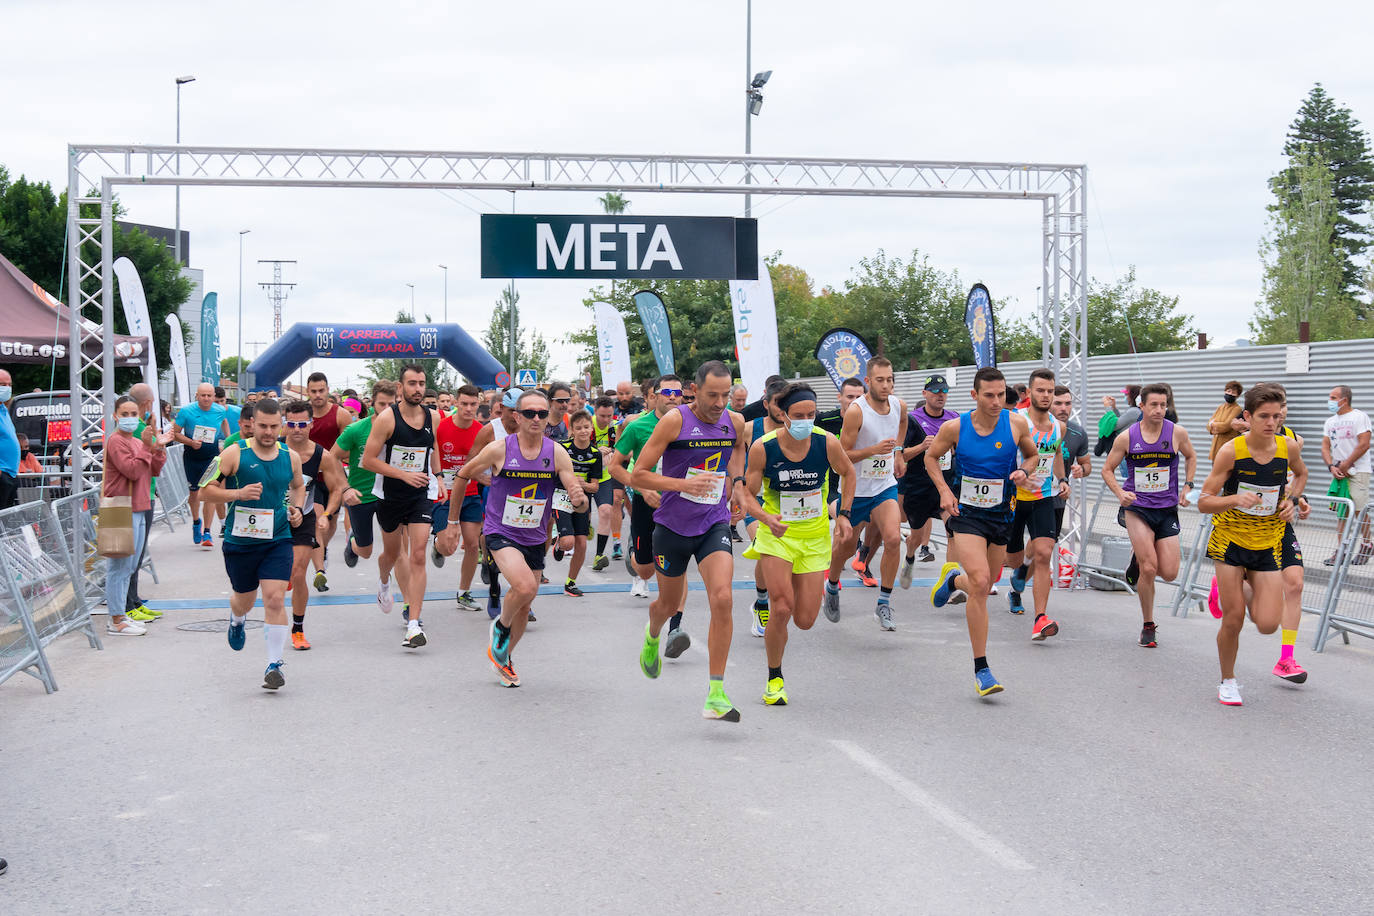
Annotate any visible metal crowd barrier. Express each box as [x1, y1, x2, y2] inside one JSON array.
[[154, 443, 191, 532], [1167, 498, 1360, 635], [1314, 503, 1374, 651], [0, 498, 104, 693], [52, 489, 106, 610]]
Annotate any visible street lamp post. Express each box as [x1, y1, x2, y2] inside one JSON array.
[[405, 282, 415, 320], [438, 265, 448, 323], [174, 75, 195, 266], [237, 229, 250, 398], [743, 5, 770, 218]]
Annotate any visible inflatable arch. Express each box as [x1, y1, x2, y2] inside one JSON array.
[[246, 322, 507, 391]]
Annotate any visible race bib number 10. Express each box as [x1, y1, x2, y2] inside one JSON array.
[[959, 476, 1004, 509]]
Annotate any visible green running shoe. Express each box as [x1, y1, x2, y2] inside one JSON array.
[[762, 677, 788, 706], [639, 624, 661, 679], [702, 687, 741, 722]]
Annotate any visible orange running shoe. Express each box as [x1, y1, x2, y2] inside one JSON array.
[[487, 646, 520, 687], [1031, 615, 1059, 641], [291, 631, 311, 651], [856, 564, 878, 588]]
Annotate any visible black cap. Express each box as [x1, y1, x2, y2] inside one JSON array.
[[924, 375, 949, 392]]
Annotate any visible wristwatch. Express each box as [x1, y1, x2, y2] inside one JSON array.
[[1184, 481, 1196, 489], [837, 508, 852, 520]]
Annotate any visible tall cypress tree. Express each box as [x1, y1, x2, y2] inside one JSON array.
[[1280, 84, 1374, 302]]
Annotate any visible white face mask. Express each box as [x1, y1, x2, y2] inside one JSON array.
[[1328, 399, 1341, 413], [0, 385, 11, 402], [788, 418, 815, 440], [117, 416, 141, 433]]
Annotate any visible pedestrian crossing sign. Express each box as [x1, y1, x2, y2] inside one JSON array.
[[516, 369, 538, 387]]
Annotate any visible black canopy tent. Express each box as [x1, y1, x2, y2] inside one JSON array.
[[0, 251, 148, 366]]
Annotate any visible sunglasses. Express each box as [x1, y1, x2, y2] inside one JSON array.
[[658, 388, 683, 397], [284, 420, 310, 429], [519, 408, 550, 420], [552, 397, 571, 404]]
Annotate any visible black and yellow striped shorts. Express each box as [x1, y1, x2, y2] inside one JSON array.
[[1207, 528, 1281, 572]]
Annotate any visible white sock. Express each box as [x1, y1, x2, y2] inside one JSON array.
[[231, 612, 247, 626], [264, 623, 289, 664], [1222, 677, 1238, 686], [407, 617, 421, 631]]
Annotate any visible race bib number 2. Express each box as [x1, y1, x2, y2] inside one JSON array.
[[1237, 483, 1280, 516]]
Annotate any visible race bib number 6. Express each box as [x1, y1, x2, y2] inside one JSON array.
[[232, 507, 274, 539]]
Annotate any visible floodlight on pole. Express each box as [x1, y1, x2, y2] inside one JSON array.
[[742, 1, 771, 218], [174, 75, 196, 266], [751, 70, 772, 88], [405, 282, 415, 319]]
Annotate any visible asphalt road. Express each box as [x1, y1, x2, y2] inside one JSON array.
[[5, 521, 1374, 915]]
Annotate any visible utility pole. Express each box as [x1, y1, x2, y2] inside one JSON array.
[[258, 260, 297, 341], [509, 192, 517, 381]]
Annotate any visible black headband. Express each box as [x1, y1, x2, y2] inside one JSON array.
[[778, 388, 818, 412]]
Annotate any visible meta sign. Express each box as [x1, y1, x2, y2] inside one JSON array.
[[481, 214, 758, 280], [312, 325, 441, 358]]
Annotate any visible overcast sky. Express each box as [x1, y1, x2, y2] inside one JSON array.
[[5, 0, 1373, 389]]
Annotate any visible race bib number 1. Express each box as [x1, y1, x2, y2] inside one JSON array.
[[231, 507, 274, 539], [502, 495, 546, 528], [778, 488, 823, 522], [959, 476, 1004, 509]]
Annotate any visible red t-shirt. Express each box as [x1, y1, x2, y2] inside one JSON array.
[[436, 413, 481, 500]]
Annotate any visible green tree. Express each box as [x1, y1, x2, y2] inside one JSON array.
[[597, 192, 629, 215], [1001, 267, 1196, 359], [221, 355, 250, 379], [0, 166, 191, 393], [483, 288, 551, 383], [1280, 84, 1374, 303], [1252, 147, 1355, 343], [360, 310, 460, 389]]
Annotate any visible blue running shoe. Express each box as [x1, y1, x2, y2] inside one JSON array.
[[227, 617, 246, 651], [489, 618, 511, 666], [262, 662, 285, 690], [487, 592, 502, 619], [931, 562, 963, 608], [1010, 565, 1028, 593], [192, 519, 203, 546], [975, 667, 1004, 697], [1008, 590, 1025, 615]]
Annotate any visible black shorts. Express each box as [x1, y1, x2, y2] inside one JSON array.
[[555, 508, 591, 538], [222, 539, 292, 593], [313, 480, 330, 511], [377, 495, 433, 533], [347, 501, 379, 548], [902, 487, 944, 529], [653, 521, 733, 577], [1118, 505, 1181, 542], [1008, 499, 1058, 553], [947, 511, 1012, 547], [184, 452, 214, 492], [1055, 506, 1065, 536], [1281, 523, 1303, 570], [486, 532, 546, 571], [594, 480, 620, 508], [1207, 532, 1282, 572], [631, 494, 657, 565], [292, 511, 319, 549]]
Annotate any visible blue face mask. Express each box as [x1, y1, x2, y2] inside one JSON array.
[[0, 385, 11, 402], [1328, 399, 1341, 413], [117, 416, 141, 433], [788, 418, 814, 440]]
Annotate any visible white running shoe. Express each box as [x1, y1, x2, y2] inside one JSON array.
[[1218, 680, 1243, 706], [106, 619, 147, 636], [631, 578, 649, 598], [377, 580, 395, 614], [899, 558, 914, 590]]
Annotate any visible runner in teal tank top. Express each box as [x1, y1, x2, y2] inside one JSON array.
[[199, 399, 307, 692]]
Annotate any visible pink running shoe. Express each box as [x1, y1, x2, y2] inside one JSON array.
[[1207, 577, 1222, 618], [1273, 657, 1309, 684]]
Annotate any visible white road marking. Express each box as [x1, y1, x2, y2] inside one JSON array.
[[831, 739, 1034, 872]]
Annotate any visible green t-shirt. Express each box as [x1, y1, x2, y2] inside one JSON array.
[[615, 410, 661, 466], [223, 431, 245, 448], [134, 419, 157, 499], [334, 415, 378, 503]]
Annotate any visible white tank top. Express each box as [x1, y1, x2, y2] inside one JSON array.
[[855, 394, 901, 497]]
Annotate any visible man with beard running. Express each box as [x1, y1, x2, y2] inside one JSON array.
[[433, 385, 486, 610], [461, 389, 588, 686], [927, 368, 1044, 698], [632, 361, 748, 722], [822, 358, 908, 630], [199, 399, 306, 690], [361, 365, 447, 649], [282, 399, 352, 650]]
